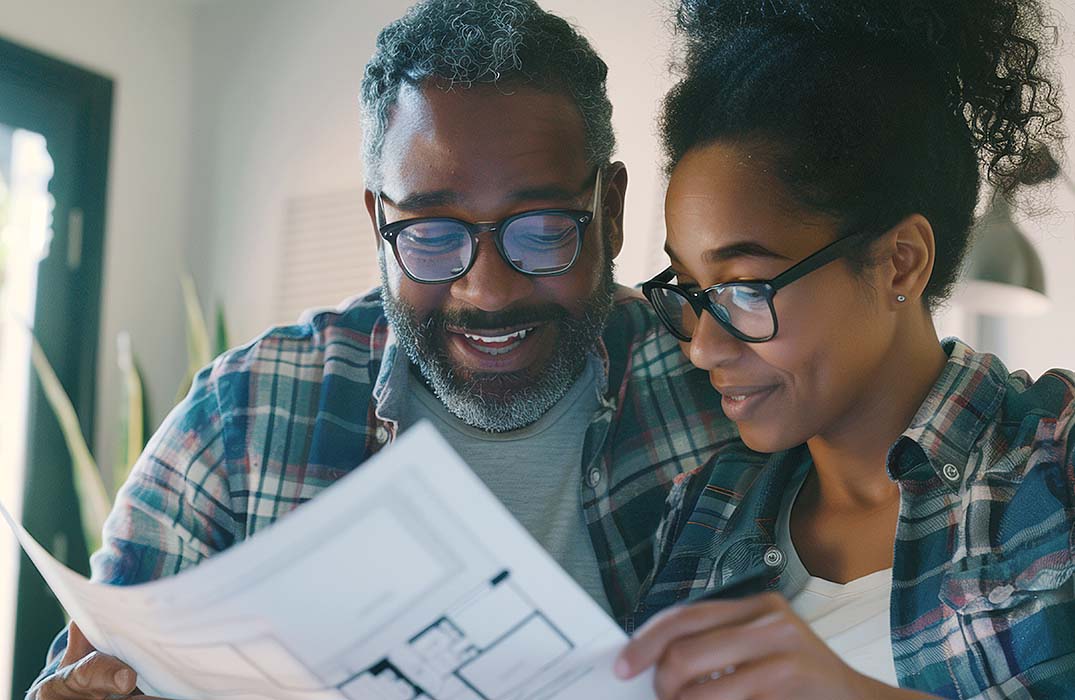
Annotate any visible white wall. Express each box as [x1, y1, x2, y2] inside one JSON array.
[[188, 0, 387, 343]]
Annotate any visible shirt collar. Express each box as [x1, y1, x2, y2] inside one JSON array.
[[886, 338, 1010, 489]]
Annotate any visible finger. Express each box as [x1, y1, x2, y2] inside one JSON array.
[[60, 623, 96, 666], [35, 651, 138, 700], [675, 656, 793, 700], [653, 612, 794, 700], [616, 592, 783, 679]]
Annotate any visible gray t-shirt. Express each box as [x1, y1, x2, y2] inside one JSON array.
[[398, 362, 612, 615]]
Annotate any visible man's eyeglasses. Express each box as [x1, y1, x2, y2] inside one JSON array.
[[642, 232, 867, 343], [375, 169, 602, 284]]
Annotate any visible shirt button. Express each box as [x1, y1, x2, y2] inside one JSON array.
[[942, 463, 961, 482], [988, 584, 1014, 605], [586, 469, 603, 488], [763, 546, 785, 568], [375, 426, 389, 444]]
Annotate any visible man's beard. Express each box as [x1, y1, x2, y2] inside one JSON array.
[[380, 254, 616, 433]]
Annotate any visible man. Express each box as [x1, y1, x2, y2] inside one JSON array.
[[27, 0, 737, 697]]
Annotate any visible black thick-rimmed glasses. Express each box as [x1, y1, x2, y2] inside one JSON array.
[[642, 232, 867, 343], [375, 169, 603, 284]]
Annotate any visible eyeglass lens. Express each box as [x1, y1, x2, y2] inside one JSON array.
[[395, 220, 473, 282], [395, 212, 582, 282], [650, 285, 774, 341]]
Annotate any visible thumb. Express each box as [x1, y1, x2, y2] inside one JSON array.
[[60, 622, 95, 666]]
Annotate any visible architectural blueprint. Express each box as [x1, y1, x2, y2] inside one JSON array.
[[1, 422, 654, 700]]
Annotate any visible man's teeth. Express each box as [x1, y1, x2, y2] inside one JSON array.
[[462, 328, 533, 344], [460, 327, 536, 355]]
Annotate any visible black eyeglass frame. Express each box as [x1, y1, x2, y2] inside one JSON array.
[[375, 169, 603, 285], [642, 232, 869, 343]]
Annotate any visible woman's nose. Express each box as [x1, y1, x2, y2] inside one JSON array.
[[688, 308, 743, 371]]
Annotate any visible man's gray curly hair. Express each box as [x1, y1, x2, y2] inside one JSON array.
[[360, 0, 616, 190]]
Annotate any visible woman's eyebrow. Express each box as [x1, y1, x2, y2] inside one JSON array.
[[700, 241, 793, 264], [664, 241, 793, 266]]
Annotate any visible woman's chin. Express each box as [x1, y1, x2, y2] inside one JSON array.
[[738, 422, 803, 454]]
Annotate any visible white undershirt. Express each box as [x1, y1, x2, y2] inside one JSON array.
[[775, 477, 899, 687]]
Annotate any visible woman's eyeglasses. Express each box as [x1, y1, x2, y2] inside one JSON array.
[[642, 232, 868, 343], [375, 169, 602, 284]]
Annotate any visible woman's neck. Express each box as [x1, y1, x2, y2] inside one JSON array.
[[804, 319, 948, 511]]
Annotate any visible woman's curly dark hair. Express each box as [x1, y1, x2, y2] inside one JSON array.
[[663, 0, 1064, 308]]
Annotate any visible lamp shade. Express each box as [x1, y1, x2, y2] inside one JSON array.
[[958, 197, 1050, 316]]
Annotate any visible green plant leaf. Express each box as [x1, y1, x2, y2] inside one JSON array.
[[180, 273, 211, 377], [29, 334, 109, 554], [214, 304, 229, 358], [174, 368, 195, 406], [115, 331, 146, 489]]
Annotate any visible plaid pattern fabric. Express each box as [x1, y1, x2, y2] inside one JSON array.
[[33, 286, 739, 687], [635, 339, 1075, 698]]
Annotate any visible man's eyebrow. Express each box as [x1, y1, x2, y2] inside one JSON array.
[[664, 241, 793, 265], [384, 190, 459, 212], [508, 184, 584, 202], [385, 179, 589, 214]]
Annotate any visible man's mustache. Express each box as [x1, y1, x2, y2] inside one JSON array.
[[432, 304, 568, 331]]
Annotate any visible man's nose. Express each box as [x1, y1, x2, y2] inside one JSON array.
[[450, 234, 534, 311], [688, 309, 743, 371]]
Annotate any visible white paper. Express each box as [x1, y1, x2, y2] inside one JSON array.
[[2, 421, 654, 700]]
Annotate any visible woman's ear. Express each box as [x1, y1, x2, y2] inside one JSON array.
[[883, 213, 935, 307]]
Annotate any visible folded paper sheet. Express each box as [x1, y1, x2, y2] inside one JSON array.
[[2, 422, 654, 700]]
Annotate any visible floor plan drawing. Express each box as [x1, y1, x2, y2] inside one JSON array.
[[2, 423, 654, 700], [341, 570, 576, 700]]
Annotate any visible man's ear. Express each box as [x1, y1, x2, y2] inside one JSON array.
[[364, 188, 382, 250], [602, 161, 628, 259]]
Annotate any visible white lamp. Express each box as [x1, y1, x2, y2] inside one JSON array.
[[958, 195, 1050, 317]]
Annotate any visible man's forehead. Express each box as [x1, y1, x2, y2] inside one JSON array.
[[378, 82, 591, 204]]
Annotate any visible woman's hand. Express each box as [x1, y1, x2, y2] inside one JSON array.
[[615, 592, 936, 700]]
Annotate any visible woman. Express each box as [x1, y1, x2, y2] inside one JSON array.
[[614, 1, 1075, 698]]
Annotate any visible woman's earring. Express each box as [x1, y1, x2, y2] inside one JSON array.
[[897, 295, 907, 303]]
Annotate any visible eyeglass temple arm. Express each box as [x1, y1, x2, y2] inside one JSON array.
[[652, 266, 675, 284], [591, 166, 604, 217], [374, 192, 387, 231], [767, 232, 867, 291]]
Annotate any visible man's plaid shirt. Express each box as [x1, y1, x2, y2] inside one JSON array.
[[636, 340, 1075, 699], [34, 286, 739, 686]]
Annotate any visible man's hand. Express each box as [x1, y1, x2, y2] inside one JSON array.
[[615, 592, 939, 700], [26, 622, 165, 699]]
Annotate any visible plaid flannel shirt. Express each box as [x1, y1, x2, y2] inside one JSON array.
[[636, 339, 1075, 699], [33, 286, 739, 689]]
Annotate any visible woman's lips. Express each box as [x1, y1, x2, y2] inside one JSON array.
[[715, 385, 779, 421]]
